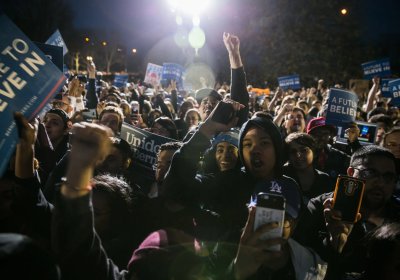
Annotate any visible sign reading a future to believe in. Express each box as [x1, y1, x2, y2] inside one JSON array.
[[388, 79, 400, 106], [277, 74, 301, 90], [325, 88, 358, 127], [0, 14, 66, 175], [361, 58, 391, 79]]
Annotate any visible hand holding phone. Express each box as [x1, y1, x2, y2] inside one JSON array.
[[253, 192, 285, 251]]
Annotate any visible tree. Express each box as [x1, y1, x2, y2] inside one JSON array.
[[236, 0, 366, 87]]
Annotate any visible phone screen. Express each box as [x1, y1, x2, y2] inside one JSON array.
[[253, 193, 286, 251]]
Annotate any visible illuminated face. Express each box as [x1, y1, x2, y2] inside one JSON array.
[[242, 127, 276, 180], [185, 111, 200, 127], [52, 96, 71, 113], [384, 131, 400, 159], [375, 122, 388, 144], [215, 142, 238, 172], [156, 149, 176, 183], [285, 110, 306, 134], [100, 112, 120, 134], [44, 113, 66, 144], [205, 96, 219, 117], [288, 142, 314, 170], [351, 155, 396, 211]]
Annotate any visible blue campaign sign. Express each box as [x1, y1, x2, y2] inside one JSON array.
[[35, 42, 63, 71], [120, 123, 177, 180], [0, 14, 67, 175], [63, 64, 70, 79], [277, 74, 301, 90], [325, 88, 358, 127], [381, 78, 392, 98], [361, 58, 391, 79], [45, 29, 68, 56], [388, 79, 400, 106], [113, 74, 129, 88], [161, 63, 184, 90]]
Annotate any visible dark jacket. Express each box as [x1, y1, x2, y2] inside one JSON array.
[[295, 192, 400, 280], [313, 144, 350, 179], [283, 164, 335, 205]]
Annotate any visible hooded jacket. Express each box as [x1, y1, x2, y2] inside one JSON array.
[[163, 116, 299, 242]]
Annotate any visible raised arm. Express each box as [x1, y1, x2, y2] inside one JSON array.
[[52, 123, 128, 279], [224, 32, 248, 126], [365, 77, 380, 113], [86, 60, 99, 110]]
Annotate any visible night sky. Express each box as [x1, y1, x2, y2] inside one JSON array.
[[68, 0, 400, 40]]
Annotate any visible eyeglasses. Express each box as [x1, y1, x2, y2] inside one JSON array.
[[353, 168, 397, 184], [385, 142, 400, 149], [52, 101, 68, 108]]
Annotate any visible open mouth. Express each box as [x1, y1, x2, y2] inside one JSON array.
[[251, 158, 263, 169]]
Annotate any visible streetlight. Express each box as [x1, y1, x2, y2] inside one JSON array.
[[102, 41, 107, 46], [341, 8, 348, 15], [85, 37, 90, 42], [132, 48, 137, 54]]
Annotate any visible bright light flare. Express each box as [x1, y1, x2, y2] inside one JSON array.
[[192, 15, 200, 26], [176, 15, 183, 25], [189, 27, 205, 49], [168, 0, 210, 15], [341, 8, 348, 15]]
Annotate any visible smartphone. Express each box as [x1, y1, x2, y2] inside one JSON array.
[[210, 101, 236, 125], [332, 175, 365, 223], [253, 192, 286, 251]]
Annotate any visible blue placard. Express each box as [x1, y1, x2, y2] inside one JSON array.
[[277, 74, 301, 90], [63, 64, 70, 79], [161, 63, 184, 90], [325, 88, 358, 127], [113, 74, 128, 88], [45, 29, 68, 56], [361, 58, 391, 79], [381, 78, 392, 98], [388, 79, 400, 106], [35, 42, 63, 71], [0, 14, 67, 175], [120, 123, 177, 180]]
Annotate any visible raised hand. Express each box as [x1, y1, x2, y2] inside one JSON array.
[[223, 32, 240, 54], [14, 112, 38, 145], [61, 123, 113, 198], [223, 32, 243, 69], [87, 60, 96, 79], [200, 99, 244, 138]]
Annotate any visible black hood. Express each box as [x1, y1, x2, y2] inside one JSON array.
[[239, 116, 284, 178]]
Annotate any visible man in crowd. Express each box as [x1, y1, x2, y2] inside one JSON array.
[[296, 145, 400, 279]]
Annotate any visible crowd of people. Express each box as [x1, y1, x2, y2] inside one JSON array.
[[0, 32, 400, 280]]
